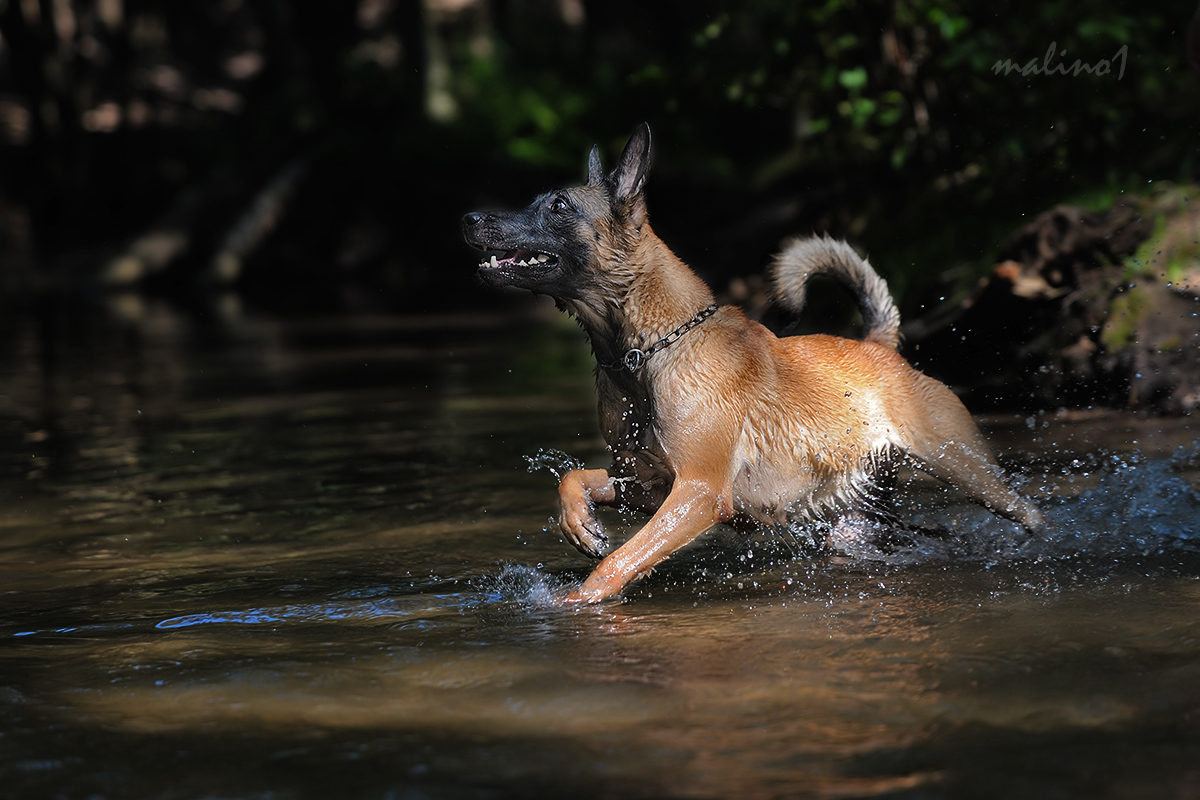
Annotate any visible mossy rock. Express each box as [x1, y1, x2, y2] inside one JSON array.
[[904, 183, 1200, 413]]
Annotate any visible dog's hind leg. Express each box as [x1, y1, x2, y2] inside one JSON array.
[[564, 478, 731, 604], [908, 438, 1042, 531], [900, 378, 1043, 531]]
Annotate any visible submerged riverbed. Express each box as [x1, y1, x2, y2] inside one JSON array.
[[1, 296, 1198, 799]]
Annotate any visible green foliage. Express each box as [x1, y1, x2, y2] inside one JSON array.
[[2, 0, 1190, 299], [433, 0, 1194, 300], [442, 0, 1190, 191], [452, 34, 600, 167]]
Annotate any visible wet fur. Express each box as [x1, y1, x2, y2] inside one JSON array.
[[463, 123, 1042, 603]]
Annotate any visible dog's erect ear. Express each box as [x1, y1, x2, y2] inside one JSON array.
[[586, 144, 604, 185], [610, 123, 652, 205]]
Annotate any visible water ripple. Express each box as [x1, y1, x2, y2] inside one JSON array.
[[156, 594, 475, 630]]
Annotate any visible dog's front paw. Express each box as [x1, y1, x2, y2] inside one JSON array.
[[560, 565, 626, 604], [558, 502, 608, 559], [561, 586, 603, 605]]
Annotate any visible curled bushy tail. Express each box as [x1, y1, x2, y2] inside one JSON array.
[[770, 235, 902, 350]]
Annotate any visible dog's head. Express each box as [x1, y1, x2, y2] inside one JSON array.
[[462, 123, 653, 300]]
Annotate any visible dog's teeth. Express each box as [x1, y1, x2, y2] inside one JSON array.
[[536, 254, 549, 263], [518, 259, 528, 266], [489, 255, 499, 268]]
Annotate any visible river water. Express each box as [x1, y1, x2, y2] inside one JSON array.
[[1, 295, 1198, 799]]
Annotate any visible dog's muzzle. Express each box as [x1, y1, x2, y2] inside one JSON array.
[[462, 212, 559, 277]]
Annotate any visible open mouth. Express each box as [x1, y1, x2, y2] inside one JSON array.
[[477, 248, 558, 271]]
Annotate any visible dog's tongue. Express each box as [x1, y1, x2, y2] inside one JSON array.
[[503, 248, 537, 264]]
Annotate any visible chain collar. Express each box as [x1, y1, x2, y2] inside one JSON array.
[[601, 304, 718, 373]]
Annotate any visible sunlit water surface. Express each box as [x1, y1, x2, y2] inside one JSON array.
[[1, 296, 1198, 800]]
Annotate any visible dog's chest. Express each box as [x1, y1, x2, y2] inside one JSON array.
[[596, 370, 662, 454]]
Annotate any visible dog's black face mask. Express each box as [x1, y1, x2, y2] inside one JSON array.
[[462, 123, 653, 303], [460, 184, 607, 297]]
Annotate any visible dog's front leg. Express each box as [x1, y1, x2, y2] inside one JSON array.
[[564, 478, 729, 604], [557, 468, 619, 558]]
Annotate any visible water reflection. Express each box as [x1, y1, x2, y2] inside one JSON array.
[[1, 295, 1199, 799]]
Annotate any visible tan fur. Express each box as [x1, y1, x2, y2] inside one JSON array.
[[561, 296, 1041, 603], [463, 124, 1042, 604]]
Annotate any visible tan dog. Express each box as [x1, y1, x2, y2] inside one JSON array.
[[463, 123, 1042, 603]]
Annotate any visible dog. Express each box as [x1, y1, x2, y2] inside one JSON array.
[[462, 123, 1042, 604]]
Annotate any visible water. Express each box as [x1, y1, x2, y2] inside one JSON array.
[[1, 295, 1199, 799]]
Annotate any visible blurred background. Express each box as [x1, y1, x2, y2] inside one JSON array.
[[5, 8, 1200, 798], [0, 0, 1197, 404]]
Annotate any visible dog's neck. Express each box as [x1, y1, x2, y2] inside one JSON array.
[[622, 230, 714, 341], [566, 224, 715, 371]]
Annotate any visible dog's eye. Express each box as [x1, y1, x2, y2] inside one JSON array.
[[549, 196, 571, 213]]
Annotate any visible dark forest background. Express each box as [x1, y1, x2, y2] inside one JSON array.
[[0, 0, 1196, 318]]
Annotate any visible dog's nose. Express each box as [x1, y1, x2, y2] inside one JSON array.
[[462, 212, 484, 228]]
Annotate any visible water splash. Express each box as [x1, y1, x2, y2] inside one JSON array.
[[478, 563, 571, 610], [815, 448, 1200, 566], [1041, 447, 1200, 555], [523, 448, 583, 482]]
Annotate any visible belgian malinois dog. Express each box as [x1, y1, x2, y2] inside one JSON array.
[[463, 123, 1042, 604]]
